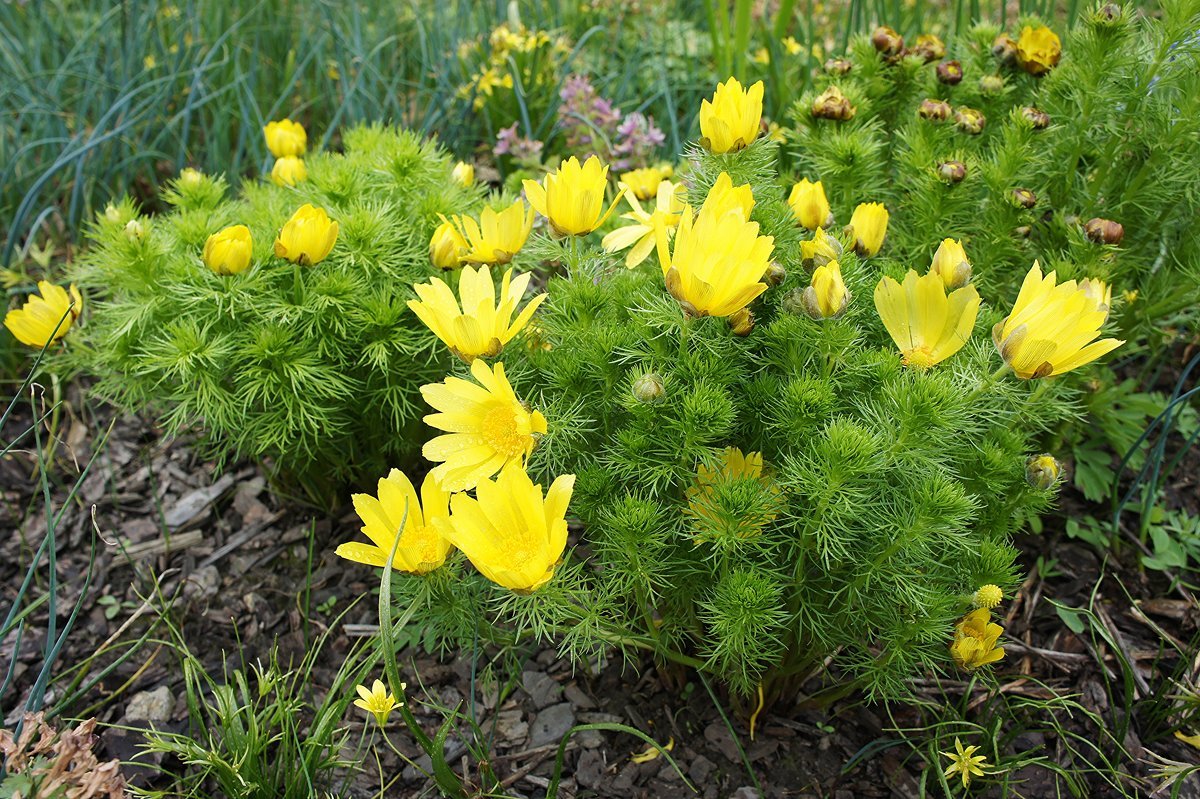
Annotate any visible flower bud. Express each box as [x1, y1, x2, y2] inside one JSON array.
[[801, 262, 849, 320], [979, 74, 1005, 94], [1014, 225, 1032, 238], [1084, 217, 1124, 245], [918, 98, 952, 122], [812, 86, 856, 121], [911, 34, 945, 63], [124, 219, 145, 240], [1095, 3, 1122, 22], [728, 307, 755, 336], [800, 228, 843, 270], [992, 33, 1018, 65], [973, 585, 1004, 610], [1011, 188, 1038, 209], [871, 26, 905, 58], [632, 372, 665, 403], [271, 156, 307, 187], [936, 60, 964, 85], [274, 204, 339, 266], [848, 202, 889, 257], [203, 225, 254, 276], [787, 179, 832, 230], [954, 107, 986, 135], [764, 262, 787, 287], [937, 160, 967, 183], [1021, 106, 1051, 129], [824, 58, 853, 75], [104, 204, 123, 223], [263, 119, 307, 158], [1026, 454, 1062, 490], [179, 167, 203, 188], [430, 219, 468, 269], [1016, 25, 1062, 76], [452, 161, 475, 186], [930, 238, 972, 288]]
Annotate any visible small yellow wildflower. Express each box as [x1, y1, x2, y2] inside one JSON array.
[[448, 201, 534, 266], [699, 77, 764, 153], [942, 738, 989, 789], [523, 155, 626, 237], [848, 202, 889, 256], [270, 156, 307, 187], [787, 178, 832, 230], [1016, 25, 1062, 75], [273, 204, 338, 266], [202, 225, 253, 276], [930, 238, 972, 289], [263, 119, 307, 158], [354, 679, 401, 726], [4, 281, 83, 348], [602, 180, 685, 269]]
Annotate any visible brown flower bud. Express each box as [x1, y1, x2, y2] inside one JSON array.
[[1020, 106, 1050, 129], [1096, 3, 1122, 22], [728, 307, 755, 336], [992, 33, 1018, 65], [632, 373, 665, 403], [954, 106, 986, 135], [1011, 188, 1038, 209], [918, 98, 952, 122], [937, 160, 967, 183], [764, 262, 787, 287], [1084, 217, 1124, 245], [936, 60, 964, 85], [824, 58, 853, 75], [1014, 225, 1032, 238], [911, 34, 945, 63], [871, 26, 905, 58], [812, 86, 856, 121], [979, 74, 1005, 94]]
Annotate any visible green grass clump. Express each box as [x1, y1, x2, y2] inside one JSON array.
[[70, 125, 480, 502]]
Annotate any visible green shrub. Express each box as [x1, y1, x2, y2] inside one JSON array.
[[70, 125, 482, 501]]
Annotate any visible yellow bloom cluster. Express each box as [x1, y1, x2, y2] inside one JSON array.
[[456, 23, 567, 110], [263, 119, 309, 187]]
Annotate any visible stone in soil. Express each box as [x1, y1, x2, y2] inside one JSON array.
[[529, 701, 576, 747]]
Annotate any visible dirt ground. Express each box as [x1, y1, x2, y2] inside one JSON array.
[[2, 379, 1199, 799]]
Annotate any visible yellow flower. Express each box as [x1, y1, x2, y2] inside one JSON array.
[[354, 679, 401, 727], [4, 281, 83, 348], [800, 261, 849, 319], [270, 156, 307, 187], [263, 119, 307, 158], [523, 156, 626, 236], [429, 218, 468, 269], [448, 201, 534, 265], [848, 202, 889, 256], [973, 585, 1004, 609], [787, 178, 832, 230], [619, 167, 670, 201], [699, 172, 756, 222], [950, 608, 1005, 670], [699, 77, 764, 154], [124, 219, 146, 240], [752, 47, 770, 65], [433, 462, 575, 593], [942, 738, 989, 789], [143, 54, 157, 70], [202, 225, 253, 276], [782, 36, 803, 55], [800, 227, 843, 269], [408, 265, 546, 362], [1079, 277, 1113, 320], [452, 161, 475, 186], [602, 180, 685, 269], [273, 204, 338, 265], [1016, 25, 1062, 76], [337, 469, 452, 573], [930, 238, 972, 288], [874, 270, 981, 369], [421, 359, 547, 492], [656, 190, 775, 319], [686, 448, 783, 540], [992, 262, 1124, 379]]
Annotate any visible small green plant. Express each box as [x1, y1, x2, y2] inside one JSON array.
[[71, 125, 482, 503]]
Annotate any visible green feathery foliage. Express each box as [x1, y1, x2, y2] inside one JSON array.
[[788, 0, 1200, 348], [381, 132, 1091, 701], [68, 126, 482, 502]]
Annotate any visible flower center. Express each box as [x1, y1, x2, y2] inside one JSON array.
[[481, 403, 526, 457], [903, 346, 937, 370]]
